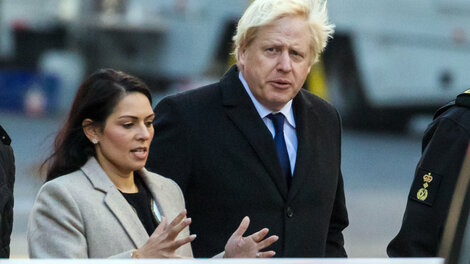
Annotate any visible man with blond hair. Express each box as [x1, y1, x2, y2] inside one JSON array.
[[147, 0, 348, 257]]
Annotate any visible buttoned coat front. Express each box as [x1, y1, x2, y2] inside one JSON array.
[[147, 66, 349, 257], [28, 157, 192, 258]]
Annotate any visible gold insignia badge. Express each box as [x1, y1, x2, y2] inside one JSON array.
[[417, 173, 433, 201]]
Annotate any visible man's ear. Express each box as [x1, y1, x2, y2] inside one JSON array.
[[237, 48, 247, 71], [238, 48, 246, 64], [82, 118, 99, 143]]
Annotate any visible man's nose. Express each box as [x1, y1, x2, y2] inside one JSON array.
[[277, 51, 292, 72]]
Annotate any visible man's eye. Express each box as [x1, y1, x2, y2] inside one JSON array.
[[291, 50, 303, 57]]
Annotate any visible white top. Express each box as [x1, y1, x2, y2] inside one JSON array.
[[239, 72, 298, 175]]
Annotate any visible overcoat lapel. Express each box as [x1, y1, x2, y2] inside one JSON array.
[[81, 158, 148, 248], [140, 168, 173, 222], [221, 66, 288, 199], [288, 90, 320, 202]]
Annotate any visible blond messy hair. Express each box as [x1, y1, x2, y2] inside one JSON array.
[[233, 0, 334, 65]]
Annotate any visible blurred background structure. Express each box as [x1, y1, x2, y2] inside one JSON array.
[[1, 0, 470, 258]]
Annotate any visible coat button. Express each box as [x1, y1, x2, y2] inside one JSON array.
[[286, 206, 294, 218]]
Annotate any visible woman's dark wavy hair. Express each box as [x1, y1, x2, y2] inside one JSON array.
[[43, 69, 152, 181]]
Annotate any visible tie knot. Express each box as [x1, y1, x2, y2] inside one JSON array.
[[268, 113, 285, 133]]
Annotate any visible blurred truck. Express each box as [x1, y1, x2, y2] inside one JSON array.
[[3, 0, 470, 128], [321, 0, 470, 129]]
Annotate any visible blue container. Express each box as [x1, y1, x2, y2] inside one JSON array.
[[0, 70, 58, 114]]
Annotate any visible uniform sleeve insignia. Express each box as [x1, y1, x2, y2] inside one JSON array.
[[416, 173, 433, 201], [410, 168, 441, 206]]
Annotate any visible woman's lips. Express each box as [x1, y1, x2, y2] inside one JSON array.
[[131, 147, 148, 160]]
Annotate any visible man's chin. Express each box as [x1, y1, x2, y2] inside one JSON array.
[[262, 100, 289, 112]]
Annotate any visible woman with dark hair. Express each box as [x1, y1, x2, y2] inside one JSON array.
[[27, 69, 278, 258]]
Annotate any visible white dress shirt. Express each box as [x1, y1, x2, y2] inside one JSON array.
[[239, 72, 298, 175]]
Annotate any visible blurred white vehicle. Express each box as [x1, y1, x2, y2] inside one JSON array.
[[321, 0, 470, 129]]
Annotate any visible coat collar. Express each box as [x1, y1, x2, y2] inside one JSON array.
[[139, 167, 176, 225], [221, 66, 288, 199], [81, 157, 149, 248]]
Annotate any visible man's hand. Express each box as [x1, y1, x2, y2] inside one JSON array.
[[224, 216, 279, 258], [134, 210, 196, 258]]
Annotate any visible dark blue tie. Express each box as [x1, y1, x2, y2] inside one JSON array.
[[268, 113, 292, 188]]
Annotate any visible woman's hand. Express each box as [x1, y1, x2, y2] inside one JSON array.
[[223, 216, 279, 258], [133, 210, 195, 258]]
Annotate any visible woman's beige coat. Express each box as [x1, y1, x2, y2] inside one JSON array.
[[28, 157, 192, 258]]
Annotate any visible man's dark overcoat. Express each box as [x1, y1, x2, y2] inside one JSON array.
[[147, 66, 348, 257]]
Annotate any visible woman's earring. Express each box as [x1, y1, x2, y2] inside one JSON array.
[[92, 138, 98, 144]]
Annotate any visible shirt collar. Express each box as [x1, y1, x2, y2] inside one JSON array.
[[239, 72, 296, 128]]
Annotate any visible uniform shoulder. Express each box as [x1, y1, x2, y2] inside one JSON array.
[[438, 106, 470, 132], [435, 91, 470, 133], [456, 89, 470, 108]]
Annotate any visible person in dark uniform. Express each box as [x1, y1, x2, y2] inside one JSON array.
[[0, 125, 15, 258], [387, 90, 470, 257]]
